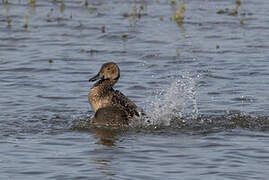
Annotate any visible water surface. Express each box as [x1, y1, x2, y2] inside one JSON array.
[[1, 0, 269, 179]]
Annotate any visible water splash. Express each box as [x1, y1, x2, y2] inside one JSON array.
[[142, 72, 199, 127], [71, 73, 199, 129]]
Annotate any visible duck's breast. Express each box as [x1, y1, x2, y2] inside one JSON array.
[[88, 87, 113, 112]]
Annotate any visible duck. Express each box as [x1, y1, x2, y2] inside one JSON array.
[[88, 62, 140, 126]]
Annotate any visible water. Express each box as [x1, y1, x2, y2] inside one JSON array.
[[1, 0, 269, 179]]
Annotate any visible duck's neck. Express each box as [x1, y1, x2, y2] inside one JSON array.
[[93, 79, 117, 92]]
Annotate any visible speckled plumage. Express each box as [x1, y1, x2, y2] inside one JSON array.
[[91, 106, 129, 127], [88, 62, 139, 125]]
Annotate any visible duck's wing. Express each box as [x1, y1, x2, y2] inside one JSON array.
[[111, 90, 139, 117]]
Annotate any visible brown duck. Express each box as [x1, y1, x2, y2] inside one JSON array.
[[88, 62, 139, 126]]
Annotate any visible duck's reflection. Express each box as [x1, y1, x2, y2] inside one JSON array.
[[90, 127, 128, 178], [91, 127, 124, 146], [71, 114, 127, 146]]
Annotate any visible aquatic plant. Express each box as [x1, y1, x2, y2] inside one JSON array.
[[23, 14, 29, 29], [28, 0, 35, 5], [216, 0, 245, 25], [46, 14, 51, 22], [172, 2, 185, 26], [60, 0, 65, 13], [46, 8, 54, 22], [6, 16, 11, 28], [84, 0, 88, 7], [235, 0, 241, 7], [176, 49, 180, 56], [217, 0, 242, 16], [101, 25, 105, 33], [216, 9, 225, 14], [87, 7, 97, 14], [138, 4, 144, 18], [123, 0, 145, 19], [228, 8, 238, 16], [170, 0, 176, 6], [87, 49, 98, 55], [122, 34, 128, 39], [122, 1, 140, 29]]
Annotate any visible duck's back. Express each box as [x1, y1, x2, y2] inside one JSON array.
[[89, 86, 139, 117], [111, 89, 139, 118]]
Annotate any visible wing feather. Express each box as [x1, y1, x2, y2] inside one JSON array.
[[111, 90, 139, 117]]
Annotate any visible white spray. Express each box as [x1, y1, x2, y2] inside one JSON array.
[[141, 72, 199, 127]]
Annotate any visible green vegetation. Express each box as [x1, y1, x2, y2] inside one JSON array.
[[46, 8, 53, 22], [122, 34, 128, 39], [170, 0, 176, 6], [88, 49, 99, 55], [176, 49, 180, 56], [60, 0, 65, 13], [123, 1, 145, 19], [23, 14, 29, 29], [28, 0, 35, 6], [235, 0, 241, 7], [88, 7, 97, 13], [0, 0, 253, 69], [171, 0, 186, 26], [101, 26, 106, 33], [48, 59, 54, 63], [216, 0, 246, 25], [1, 0, 247, 37], [217, 0, 241, 16], [216, 9, 225, 15], [46, 15, 51, 22], [228, 8, 238, 16], [6, 17, 12, 28], [172, 5, 185, 25], [84, 0, 88, 7]]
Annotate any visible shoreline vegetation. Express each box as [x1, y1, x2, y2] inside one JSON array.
[[1, 0, 247, 30], [1, 0, 249, 62]]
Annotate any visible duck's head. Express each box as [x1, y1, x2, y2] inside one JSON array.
[[89, 62, 120, 82]]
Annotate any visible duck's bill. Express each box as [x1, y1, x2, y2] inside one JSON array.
[[89, 74, 100, 82]]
